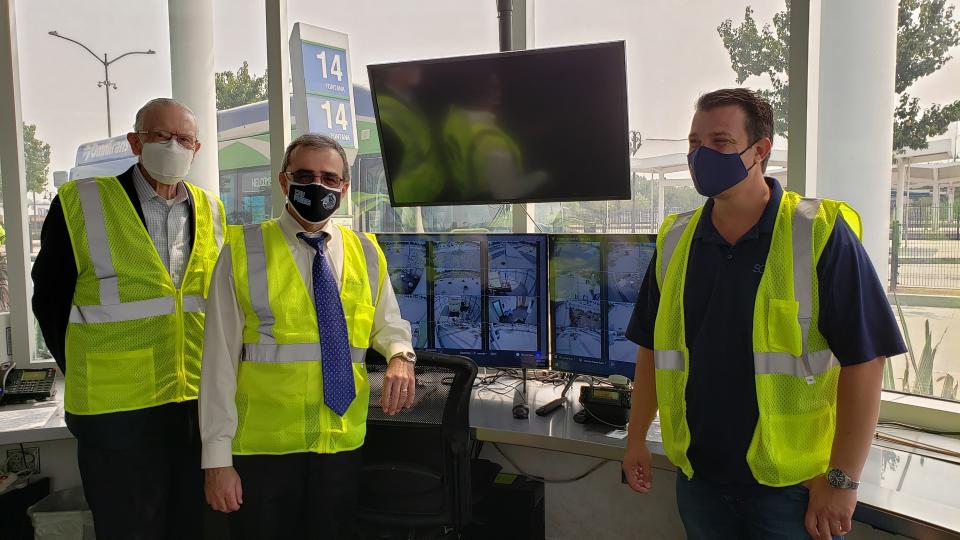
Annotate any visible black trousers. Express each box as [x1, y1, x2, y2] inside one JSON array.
[[74, 402, 204, 540], [230, 450, 362, 540]]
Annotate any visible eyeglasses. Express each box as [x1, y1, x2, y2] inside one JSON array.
[[284, 170, 346, 189], [137, 130, 198, 149]]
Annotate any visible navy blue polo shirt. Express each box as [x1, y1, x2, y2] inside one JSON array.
[[626, 178, 906, 494]]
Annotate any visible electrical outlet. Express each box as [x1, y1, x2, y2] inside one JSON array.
[[6, 447, 40, 475]]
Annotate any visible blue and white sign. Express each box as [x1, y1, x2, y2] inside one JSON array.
[[302, 42, 350, 99], [290, 24, 358, 155]]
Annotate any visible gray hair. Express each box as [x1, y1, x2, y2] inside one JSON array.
[[133, 98, 199, 137], [281, 134, 350, 183]]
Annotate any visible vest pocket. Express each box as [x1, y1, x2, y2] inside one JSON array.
[[750, 382, 834, 486], [767, 299, 803, 356], [86, 348, 155, 412], [235, 362, 308, 453], [347, 303, 376, 349]]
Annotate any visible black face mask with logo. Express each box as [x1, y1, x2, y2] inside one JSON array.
[[287, 182, 341, 224]]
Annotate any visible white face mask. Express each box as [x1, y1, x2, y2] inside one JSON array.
[[139, 139, 195, 185]]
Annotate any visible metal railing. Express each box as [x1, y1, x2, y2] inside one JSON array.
[[890, 205, 960, 290]]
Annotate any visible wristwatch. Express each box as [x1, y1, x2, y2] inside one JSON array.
[[826, 467, 860, 490], [391, 351, 417, 366]]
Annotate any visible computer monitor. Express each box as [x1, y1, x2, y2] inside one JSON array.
[[377, 233, 549, 368], [368, 41, 629, 207], [549, 234, 656, 379]]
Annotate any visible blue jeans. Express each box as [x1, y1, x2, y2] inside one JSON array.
[[676, 475, 843, 540]]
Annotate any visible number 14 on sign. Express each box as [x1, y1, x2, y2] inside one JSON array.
[[316, 50, 343, 81], [320, 100, 349, 131]]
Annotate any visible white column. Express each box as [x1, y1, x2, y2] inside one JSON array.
[[812, 0, 898, 285], [0, 1, 36, 365], [168, 0, 219, 194]]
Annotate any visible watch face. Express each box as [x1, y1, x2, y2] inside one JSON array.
[[827, 468, 845, 488]]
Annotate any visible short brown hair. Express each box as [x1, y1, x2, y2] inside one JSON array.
[[696, 88, 774, 171], [281, 133, 350, 183]]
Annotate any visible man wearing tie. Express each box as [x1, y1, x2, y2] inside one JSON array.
[[200, 134, 416, 539]]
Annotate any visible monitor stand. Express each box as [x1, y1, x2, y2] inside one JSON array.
[[512, 368, 529, 419]]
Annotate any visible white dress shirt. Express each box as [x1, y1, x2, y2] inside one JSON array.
[[132, 165, 191, 287], [199, 208, 414, 468]]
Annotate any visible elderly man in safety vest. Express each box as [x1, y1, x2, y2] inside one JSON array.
[[200, 133, 416, 540], [33, 97, 226, 539]]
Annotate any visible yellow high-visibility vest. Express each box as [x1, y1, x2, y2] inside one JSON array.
[[653, 190, 862, 487], [228, 220, 387, 455], [60, 175, 225, 415]]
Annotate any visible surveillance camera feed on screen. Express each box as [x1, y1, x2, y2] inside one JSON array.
[[368, 41, 629, 207], [550, 235, 656, 378], [378, 234, 548, 368]]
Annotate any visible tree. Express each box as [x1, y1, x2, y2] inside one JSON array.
[[215, 61, 268, 110], [23, 123, 50, 194], [718, 0, 960, 153]]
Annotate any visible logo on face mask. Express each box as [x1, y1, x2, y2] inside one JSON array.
[[293, 188, 311, 206], [321, 192, 337, 210]]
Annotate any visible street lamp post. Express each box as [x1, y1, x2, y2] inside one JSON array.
[[48, 31, 155, 138]]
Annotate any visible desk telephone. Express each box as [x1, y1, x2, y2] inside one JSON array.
[[0, 362, 56, 405]]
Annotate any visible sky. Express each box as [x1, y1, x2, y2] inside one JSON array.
[[11, 0, 960, 185]]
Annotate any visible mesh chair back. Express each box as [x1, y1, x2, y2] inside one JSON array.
[[358, 350, 478, 530]]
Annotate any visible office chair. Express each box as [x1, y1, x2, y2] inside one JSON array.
[[357, 350, 491, 539]]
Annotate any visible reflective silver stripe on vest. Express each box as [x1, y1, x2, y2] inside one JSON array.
[[792, 199, 821, 326], [660, 211, 697, 283], [243, 342, 368, 364], [69, 296, 175, 324], [244, 225, 275, 344], [205, 191, 224, 250], [754, 350, 837, 377], [76, 178, 120, 305], [355, 232, 381, 303], [753, 199, 836, 380], [182, 294, 206, 314], [654, 349, 685, 371]]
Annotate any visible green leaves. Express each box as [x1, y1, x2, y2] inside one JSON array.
[[718, 0, 960, 153], [215, 61, 268, 110], [22, 123, 50, 194]]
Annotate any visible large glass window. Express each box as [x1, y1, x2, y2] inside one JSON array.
[[214, 0, 271, 225], [887, 0, 960, 402], [528, 0, 789, 233], [288, 0, 503, 233], [16, 0, 172, 361]]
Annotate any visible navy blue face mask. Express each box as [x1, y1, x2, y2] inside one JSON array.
[[687, 141, 760, 197]]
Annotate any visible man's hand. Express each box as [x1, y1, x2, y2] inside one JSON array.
[[382, 356, 415, 415], [205, 466, 243, 513], [804, 475, 857, 539], [622, 440, 654, 494]]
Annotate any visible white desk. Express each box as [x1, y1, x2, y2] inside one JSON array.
[[2, 377, 958, 538], [471, 378, 960, 540]]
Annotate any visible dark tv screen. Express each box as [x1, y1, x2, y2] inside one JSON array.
[[368, 41, 629, 207]]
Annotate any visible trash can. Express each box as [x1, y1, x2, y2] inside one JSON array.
[[27, 487, 95, 539]]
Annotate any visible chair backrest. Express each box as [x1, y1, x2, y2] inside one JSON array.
[[358, 350, 478, 530]]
